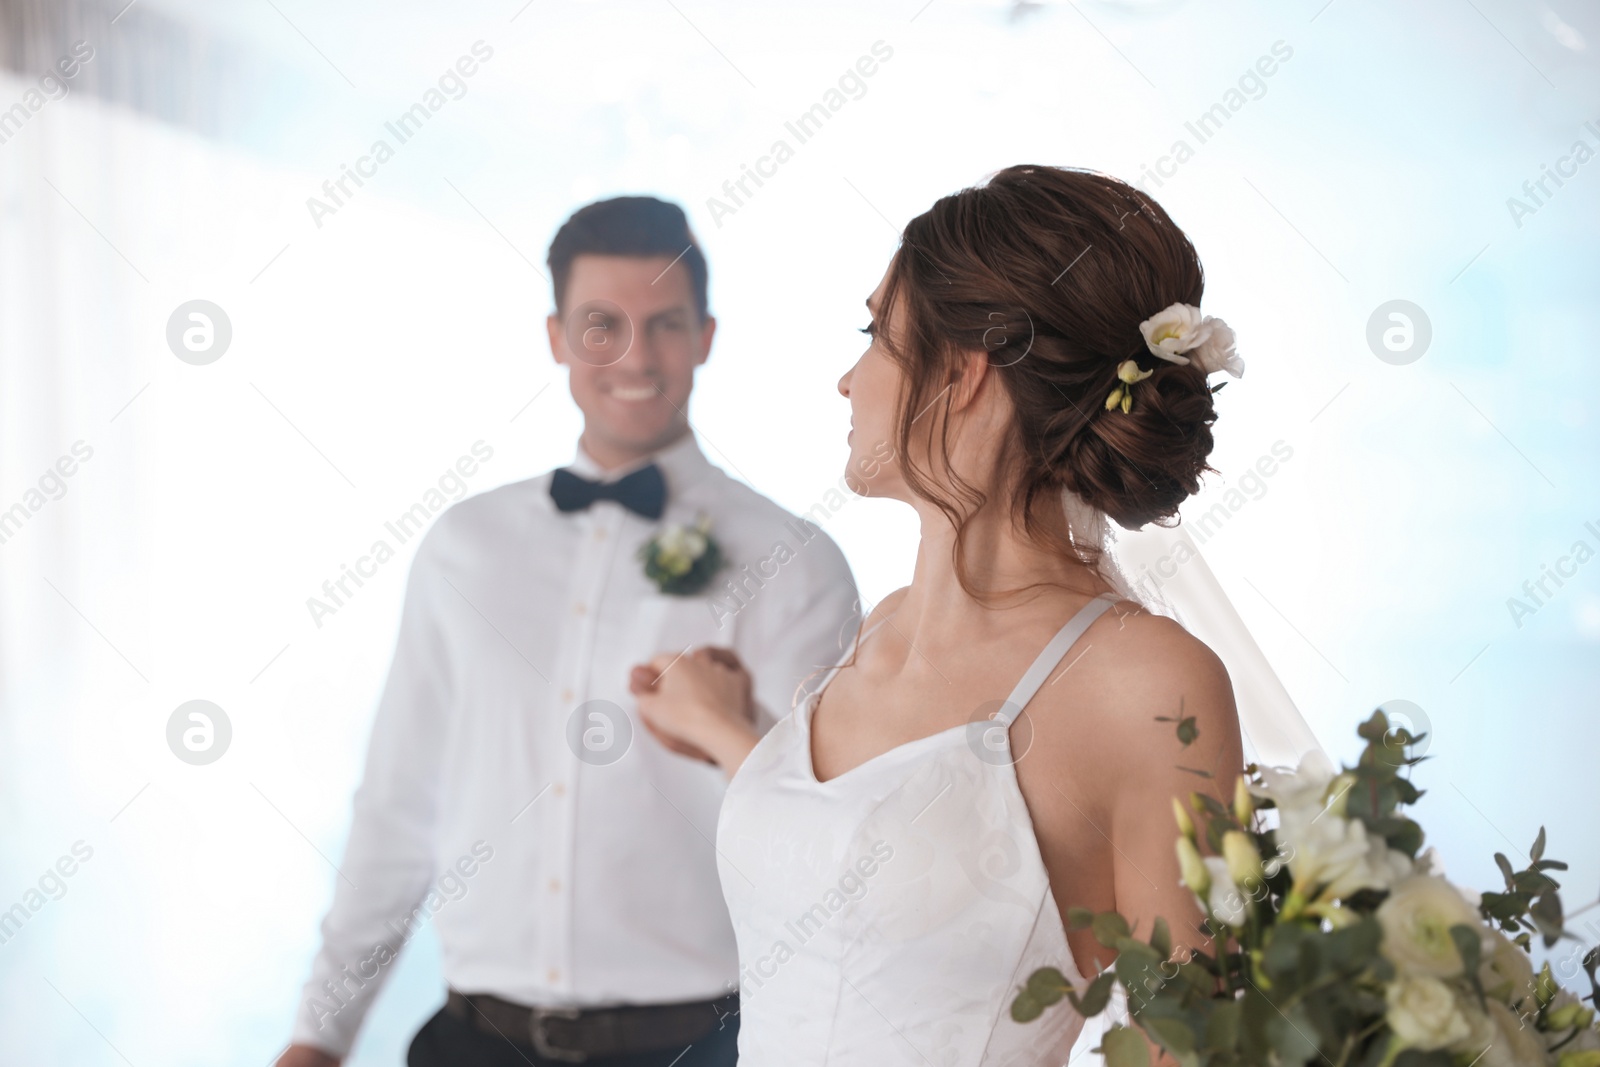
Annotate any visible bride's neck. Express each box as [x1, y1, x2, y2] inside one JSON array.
[[890, 496, 1107, 639]]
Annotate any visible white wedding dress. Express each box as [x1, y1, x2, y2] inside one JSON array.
[[716, 594, 1117, 1066]]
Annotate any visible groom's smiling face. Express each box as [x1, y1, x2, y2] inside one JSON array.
[[548, 254, 715, 468]]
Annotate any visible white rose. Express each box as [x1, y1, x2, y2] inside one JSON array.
[[1190, 319, 1245, 378], [1138, 303, 1211, 364], [1465, 1000, 1552, 1067], [1449, 995, 1500, 1061], [1386, 975, 1474, 1051], [1478, 928, 1536, 1006], [1377, 875, 1484, 978]]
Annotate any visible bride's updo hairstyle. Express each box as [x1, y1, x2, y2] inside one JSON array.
[[877, 165, 1218, 573]]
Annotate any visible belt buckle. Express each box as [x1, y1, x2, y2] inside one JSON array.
[[529, 1005, 586, 1063]]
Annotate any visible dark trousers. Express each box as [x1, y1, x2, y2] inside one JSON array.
[[406, 1003, 740, 1067]]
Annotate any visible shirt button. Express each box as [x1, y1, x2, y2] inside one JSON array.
[[548, 878, 562, 893], [552, 782, 567, 797], [573, 602, 587, 616], [560, 688, 574, 703], [547, 967, 561, 984], [594, 527, 607, 540]]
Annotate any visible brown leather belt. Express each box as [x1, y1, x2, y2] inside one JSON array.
[[444, 988, 739, 1063]]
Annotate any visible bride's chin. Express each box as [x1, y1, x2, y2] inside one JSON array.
[[843, 470, 899, 500]]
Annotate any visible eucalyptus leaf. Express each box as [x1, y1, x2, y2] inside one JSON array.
[[1026, 966, 1070, 1006], [1204, 997, 1242, 1052], [1142, 1016, 1196, 1057], [1264, 1002, 1321, 1066], [1357, 710, 1388, 743], [1093, 911, 1132, 948], [1449, 924, 1481, 978], [1149, 916, 1172, 960], [1452, 921, 1484, 1004], [1074, 970, 1117, 1016], [1102, 1025, 1153, 1067], [1530, 891, 1564, 946], [1010, 990, 1043, 1023], [1513, 869, 1561, 895]]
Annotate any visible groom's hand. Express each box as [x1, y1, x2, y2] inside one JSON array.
[[275, 1046, 339, 1067]]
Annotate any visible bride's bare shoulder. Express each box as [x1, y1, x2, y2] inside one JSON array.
[[861, 586, 911, 631], [1032, 600, 1240, 761]]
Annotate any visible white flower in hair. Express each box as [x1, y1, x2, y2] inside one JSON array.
[[1192, 319, 1245, 379], [1139, 303, 1212, 364], [1139, 302, 1244, 379]]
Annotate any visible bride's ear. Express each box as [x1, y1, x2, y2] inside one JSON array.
[[947, 347, 993, 413]]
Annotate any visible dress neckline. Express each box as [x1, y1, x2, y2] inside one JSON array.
[[800, 594, 1117, 786]]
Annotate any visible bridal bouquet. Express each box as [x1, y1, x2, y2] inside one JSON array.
[[1011, 711, 1599, 1067]]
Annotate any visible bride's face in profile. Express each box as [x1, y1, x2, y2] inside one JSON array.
[[838, 266, 908, 500]]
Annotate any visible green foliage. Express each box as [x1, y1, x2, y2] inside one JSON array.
[[1102, 1025, 1153, 1067], [1480, 826, 1570, 948], [1007, 709, 1593, 1067]]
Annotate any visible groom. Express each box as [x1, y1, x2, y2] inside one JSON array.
[[277, 196, 859, 1067]]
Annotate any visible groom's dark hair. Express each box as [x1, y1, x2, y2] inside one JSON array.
[[547, 196, 709, 320]]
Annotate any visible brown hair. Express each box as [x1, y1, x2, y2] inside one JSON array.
[[546, 195, 709, 319], [876, 164, 1218, 596]]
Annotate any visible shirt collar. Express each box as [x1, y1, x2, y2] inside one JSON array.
[[566, 430, 714, 495]]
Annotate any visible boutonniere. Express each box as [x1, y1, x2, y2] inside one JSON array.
[[637, 514, 725, 596]]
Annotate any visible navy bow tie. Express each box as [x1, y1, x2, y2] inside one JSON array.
[[549, 463, 666, 520]]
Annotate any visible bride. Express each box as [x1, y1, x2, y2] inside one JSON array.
[[633, 164, 1248, 1064]]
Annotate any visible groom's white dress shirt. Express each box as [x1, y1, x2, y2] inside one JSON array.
[[291, 432, 859, 1056]]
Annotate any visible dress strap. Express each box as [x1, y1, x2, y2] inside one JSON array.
[[811, 613, 894, 704], [992, 594, 1116, 727]]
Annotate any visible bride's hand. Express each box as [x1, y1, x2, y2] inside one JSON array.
[[629, 646, 760, 774]]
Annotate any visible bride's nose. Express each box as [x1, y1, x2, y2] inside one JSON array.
[[837, 365, 852, 397]]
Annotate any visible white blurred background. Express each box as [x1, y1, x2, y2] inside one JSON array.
[[1, 0, 1596, 1062]]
